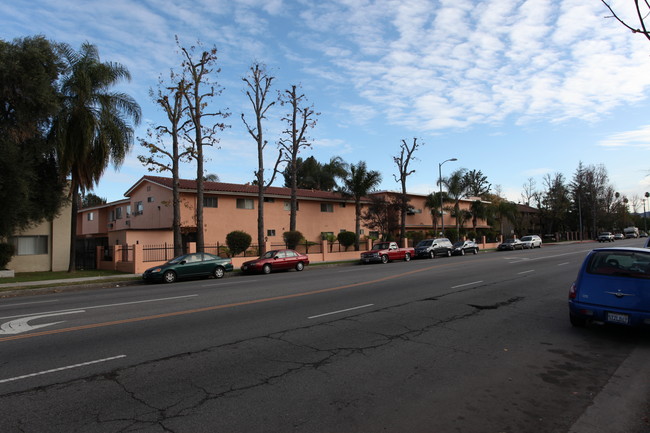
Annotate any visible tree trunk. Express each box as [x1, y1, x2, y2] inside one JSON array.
[[67, 180, 79, 272]]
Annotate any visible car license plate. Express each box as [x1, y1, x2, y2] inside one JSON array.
[[607, 312, 629, 325]]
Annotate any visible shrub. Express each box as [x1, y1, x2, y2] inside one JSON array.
[[226, 231, 252, 256], [0, 242, 15, 269], [406, 230, 426, 245], [337, 231, 357, 251], [283, 230, 303, 250]]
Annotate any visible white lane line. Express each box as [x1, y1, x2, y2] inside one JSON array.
[[0, 355, 126, 384], [0, 295, 198, 321], [451, 281, 483, 289], [201, 279, 259, 287], [518, 270, 535, 275], [558, 262, 571, 266], [0, 299, 59, 308], [308, 304, 374, 319]]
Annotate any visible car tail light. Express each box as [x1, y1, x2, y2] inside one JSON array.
[[568, 282, 577, 299]]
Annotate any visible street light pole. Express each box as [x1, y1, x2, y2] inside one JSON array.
[[438, 158, 457, 236], [645, 192, 649, 233]]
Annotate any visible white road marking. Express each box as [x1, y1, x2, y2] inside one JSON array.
[[518, 270, 535, 275], [0, 355, 126, 384], [0, 300, 58, 309], [558, 262, 571, 266], [0, 294, 197, 321], [201, 279, 259, 287], [451, 281, 483, 289], [0, 311, 85, 335], [309, 304, 374, 319]]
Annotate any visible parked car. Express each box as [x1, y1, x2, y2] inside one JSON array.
[[614, 233, 625, 240], [241, 249, 309, 274], [568, 247, 650, 328], [597, 232, 615, 242], [639, 231, 648, 238], [520, 235, 542, 249], [645, 237, 650, 248], [451, 240, 479, 256], [143, 252, 233, 283], [497, 238, 524, 251], [414, 238, 453, 259], [360, 241, 415, 264]]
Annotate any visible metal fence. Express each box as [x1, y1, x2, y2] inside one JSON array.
[[117, 245, 134, 263], [143, 243, 177, 262], [205, 243, 261, 258]]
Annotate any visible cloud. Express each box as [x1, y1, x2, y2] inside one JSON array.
[[598, 125, 650, 149]]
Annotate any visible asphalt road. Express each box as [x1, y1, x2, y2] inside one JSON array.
[[1, 240, 649, 432]]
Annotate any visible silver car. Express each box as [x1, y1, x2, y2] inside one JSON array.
[[520, 235, 542, 249]]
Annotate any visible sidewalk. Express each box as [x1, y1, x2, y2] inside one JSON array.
[[0, 274, 141, 291]]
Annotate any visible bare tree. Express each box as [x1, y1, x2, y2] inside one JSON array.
[[278, 84, 319, 232], [601, 1, 650, 41], [521, 177, 538, 207], [393, 138, 422, 242], [241, 63, 280, 253], [179, 39, 230, 253], [138, 72, 191, 256]]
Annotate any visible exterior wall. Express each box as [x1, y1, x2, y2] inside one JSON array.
[[8, 201, 72, 272]]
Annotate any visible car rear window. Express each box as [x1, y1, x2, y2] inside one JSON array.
[[587, 251, 650, 279]]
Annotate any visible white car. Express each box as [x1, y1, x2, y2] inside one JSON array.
[[520, 235, 542, 249]]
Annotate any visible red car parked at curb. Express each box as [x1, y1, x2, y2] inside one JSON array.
[[240, 249, 309, 274]]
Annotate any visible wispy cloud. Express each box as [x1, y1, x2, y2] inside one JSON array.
[[598, 125, 650, 149]]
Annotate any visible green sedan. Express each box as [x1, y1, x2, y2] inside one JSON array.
[[142, 252, 233, 283]]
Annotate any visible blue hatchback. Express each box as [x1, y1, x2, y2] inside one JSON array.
[[569, 247, 650, 328]]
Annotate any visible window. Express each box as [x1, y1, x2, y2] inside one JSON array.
[[267, 229, 276, 236], [109, 210, 115, 221], [204, 197, 218, 208], [284, 201, 299, 211], [87, 212, 94, 221], [340, 229, 346, 233], [147, 196, 155, 203], [115, 207, 122, 219], [358, 229, 365, 235], [340, 202, 346, 208], [135, 201, 144, 214], [11, 236, 48, 255], [126, 205, 131, 217], [237, 198, 254, 209], [264, 197, 275, 203], [321, 203, 334, 213]]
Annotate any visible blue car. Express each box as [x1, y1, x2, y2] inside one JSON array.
[[569, 247, 650, 328]]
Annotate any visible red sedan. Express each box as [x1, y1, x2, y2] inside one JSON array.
[[240, 249, 309, 274]]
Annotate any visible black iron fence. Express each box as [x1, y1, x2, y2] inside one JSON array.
[[143, 243, 177, 262]]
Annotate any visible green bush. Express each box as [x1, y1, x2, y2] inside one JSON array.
[[337, 231, 357, 251], [406, 230, 426, 245], [283, 230, 303, 250], [0, 242, 15, 269], [226, 231, 252, 256]]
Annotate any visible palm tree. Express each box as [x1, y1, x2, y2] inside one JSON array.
[[440, 168, 468, 239], [425, 191, 449, 235], [469, 199, 487, 235], [51, 42, 141, 271], [338, 161, 382, 251]]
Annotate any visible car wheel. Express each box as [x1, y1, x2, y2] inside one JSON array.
[[473, 248, 478, 255], [381, 255, 389, 264], [404, 253, 411, 262], [446, 250, 451, 257], [162, 270, 176, 283], [213, 266, 225, 279], [295, 261, 304, 271], [570, 313, 587, 328], [262, 264, 272, 274], [460, 249, 465, 256], [429, 251, 435, 259]]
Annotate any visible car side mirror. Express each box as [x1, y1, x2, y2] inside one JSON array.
[[180, 260, 187, 265], [274, 256, 279, 260]]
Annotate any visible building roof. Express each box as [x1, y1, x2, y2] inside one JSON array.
[[125, 175, 366, 202]]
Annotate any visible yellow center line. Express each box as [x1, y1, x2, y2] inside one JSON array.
[[0, 261, 453, 343]]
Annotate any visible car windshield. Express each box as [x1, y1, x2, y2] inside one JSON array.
[[520, 237, 531, 241], [416, 240, 433, 247], [587, 250, 650, 279], [373, 243, 391, 250], [504, 239, 516, 243], [261, 250, 279, 259], [167, 255, 188, 264], [453, 242, 464, 247]]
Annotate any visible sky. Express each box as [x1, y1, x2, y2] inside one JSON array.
[[3, 0, 650, 209]]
